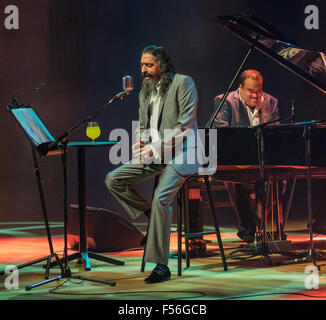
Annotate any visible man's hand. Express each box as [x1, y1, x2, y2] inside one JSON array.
[[132, 139, 154, 164], [132, 139, 144, 157]]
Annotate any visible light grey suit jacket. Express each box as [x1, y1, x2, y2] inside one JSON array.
[[137, 73, 198, 175]]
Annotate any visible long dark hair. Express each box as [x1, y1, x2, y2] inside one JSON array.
[[142, 45, 175, 97]]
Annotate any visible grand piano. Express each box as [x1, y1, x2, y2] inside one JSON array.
[[200, 15, 326, 258], [207, 14, 326, 166]]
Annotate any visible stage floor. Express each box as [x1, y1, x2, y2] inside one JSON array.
[[1, 220, 326, 302]]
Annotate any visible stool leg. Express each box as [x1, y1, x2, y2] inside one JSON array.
[[271, 181, 274, 240], [183, 183, 190, 268], [204, 176, 228, 271], [256, 181, 267, 243], [140, 221, 150, 272], [284, 177, 296, 226], [276, 180, 284, 240], [177, 191, 182, 276]]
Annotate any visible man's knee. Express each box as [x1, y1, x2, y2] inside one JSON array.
[[105, 172, 117, 191], [152, 193, 173, 212]]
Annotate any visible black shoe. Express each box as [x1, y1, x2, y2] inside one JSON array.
[[189, 239, 207, 257], [140, 234, 147, 246], [237, 230, 255, 244], [169, 239, 208, 259], [144, 265, 171, 284]]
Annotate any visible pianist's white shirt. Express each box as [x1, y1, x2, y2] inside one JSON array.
[[239, 89, 264, 126]]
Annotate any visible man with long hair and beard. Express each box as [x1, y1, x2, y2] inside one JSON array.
[[105, 45, 198, 283]]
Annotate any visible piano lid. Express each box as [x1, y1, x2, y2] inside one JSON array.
[[217, 14, 326, 94]]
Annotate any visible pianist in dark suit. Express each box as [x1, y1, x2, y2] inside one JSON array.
[[213, 69, 279, 127], [186, 69, 279, 248], [212, 69, 279, 243]]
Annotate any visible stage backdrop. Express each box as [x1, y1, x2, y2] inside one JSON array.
[[1, 0, 326, 224]]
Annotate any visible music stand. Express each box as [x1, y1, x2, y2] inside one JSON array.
[[0, 106, 65, 279], [6, 103, 116, 289]]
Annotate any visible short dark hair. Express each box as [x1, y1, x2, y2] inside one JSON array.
[[239, 69, 263, 87]]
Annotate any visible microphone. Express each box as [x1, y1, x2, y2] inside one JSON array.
[[122, 75, 133, 92], [109, 75, 133, 103]]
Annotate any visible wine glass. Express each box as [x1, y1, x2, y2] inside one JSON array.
[[86, 121, 101, 143]]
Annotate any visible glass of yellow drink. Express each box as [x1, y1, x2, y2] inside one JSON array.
[[86, 121, 101, 143]]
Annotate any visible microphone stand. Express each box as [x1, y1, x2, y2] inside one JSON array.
[[251, 116, 299, 261], [26, 89, 132, 290], [47, 90, 131, 151], [282, 121, 326, 266], [304, 125, 316, 265], [252, 122, 271, 262], [254, 118, 326, 265]]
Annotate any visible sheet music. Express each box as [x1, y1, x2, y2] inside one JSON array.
[[11, 107, 55, 147]]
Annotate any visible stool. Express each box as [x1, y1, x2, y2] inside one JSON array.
[[180, 176, 228, 274], [141, 175, 228, 275]]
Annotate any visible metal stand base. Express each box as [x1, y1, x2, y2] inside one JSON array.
[[25, 267, 116, 291], [281, 248, 326, 266], [0, 253, 61, 278], [45, 251, 124, 271], [1, 146, 63, 280]]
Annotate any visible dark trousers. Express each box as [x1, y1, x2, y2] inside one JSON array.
[[188, 199, 203, 238], [225, 183, 257, 237], [188, 183, 257, 239]]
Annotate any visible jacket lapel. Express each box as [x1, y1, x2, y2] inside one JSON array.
[[144, 74, 174, 130], [157, 78, 174, 129], [157, 94, 167, 129], [259, 93, 268, 124], [142, 95, 151, 129]]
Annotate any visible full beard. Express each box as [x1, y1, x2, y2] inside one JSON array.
[[141, 75, 160, 98]]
